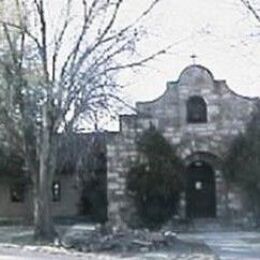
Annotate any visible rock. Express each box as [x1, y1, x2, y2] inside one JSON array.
[[61, 227, 180, 253], [132, 239, 152, 247], [140, 246, 149, 252], [164, 231, 177, 238], [150, 232, 164, 242]]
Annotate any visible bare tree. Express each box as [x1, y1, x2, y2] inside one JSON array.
[[0, 0, 168, 241]]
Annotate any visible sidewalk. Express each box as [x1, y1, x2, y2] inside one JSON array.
[[0, 225, 217, 260], [179, 232, 260, 260]]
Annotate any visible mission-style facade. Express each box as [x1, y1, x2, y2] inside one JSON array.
[[106, 64, 257, 226], [0, 64, 257, 226]]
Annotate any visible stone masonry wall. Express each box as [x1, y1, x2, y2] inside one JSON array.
[[107, 65, 257, 226]]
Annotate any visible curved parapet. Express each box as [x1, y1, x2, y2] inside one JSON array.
[[178, 64, 215, 88]]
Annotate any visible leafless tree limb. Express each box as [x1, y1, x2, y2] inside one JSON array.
[[241, 0, 260, 23]]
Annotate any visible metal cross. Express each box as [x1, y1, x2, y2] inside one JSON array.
[[190, 54, 198, 64]]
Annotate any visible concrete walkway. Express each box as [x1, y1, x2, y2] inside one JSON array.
[[179, 231, 260, 260], [0, 225, 216, 260], [0, 226, 259, 259]]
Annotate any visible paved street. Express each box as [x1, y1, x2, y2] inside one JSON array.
[[0, 245, 215, 260], [179, 231, 260, 260], [0, 226, 260, 259], [0, 242, 216, 260]]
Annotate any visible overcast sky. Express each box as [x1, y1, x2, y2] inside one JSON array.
[[119, 0, 260, 107], [6, 0, 259, 130]]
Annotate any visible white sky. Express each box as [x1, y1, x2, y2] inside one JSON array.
[[119, 0, 260, 107], [29, 0, 260, 101], [5, 0, 260, 130]]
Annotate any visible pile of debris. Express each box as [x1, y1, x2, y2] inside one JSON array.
[[61, 225, 180, 253]]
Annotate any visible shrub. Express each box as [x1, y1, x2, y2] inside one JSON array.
[[127, 126, 184, 228], [224, 100, 260, 217]]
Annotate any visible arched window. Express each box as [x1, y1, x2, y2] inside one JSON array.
[[186, 96, 207, 123]]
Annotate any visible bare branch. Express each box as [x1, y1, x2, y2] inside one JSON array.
[[98, 0, 161, 46], [59, 0, 125, 98], [60, 0, 99, 79], [34, 0, 49, 83], [2, 24, 21, 72], [0, 20, 42, 51], [58, 39, 169, 126], [52, 0, 72, 82], [241, 0, 260, 23], [61, 0, 161, 90], [33, 0, 41, 16], [91, 45, 170, 79]]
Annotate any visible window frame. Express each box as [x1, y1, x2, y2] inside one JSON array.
[[52, 181, 61, 202], [186, 96, 207, 123], [10, 183, 25, 203]]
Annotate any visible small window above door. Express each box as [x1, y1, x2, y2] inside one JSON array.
[[186, 96, 207, 123]]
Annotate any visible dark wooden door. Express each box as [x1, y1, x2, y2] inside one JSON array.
[[186, 161, 216, 218]]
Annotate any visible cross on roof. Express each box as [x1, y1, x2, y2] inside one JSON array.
[[190, 54, 198, 64]]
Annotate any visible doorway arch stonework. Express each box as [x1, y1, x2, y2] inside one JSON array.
[[178, 152, 226, 219]]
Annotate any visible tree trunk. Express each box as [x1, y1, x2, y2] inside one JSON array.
[[34, 167, 55, 241], [34, 105, 56, 241]]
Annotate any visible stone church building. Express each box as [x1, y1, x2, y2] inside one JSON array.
[[0, 64, 257, 225], [106, 64, 257, 226]]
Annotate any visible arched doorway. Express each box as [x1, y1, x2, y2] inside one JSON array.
[[186, 161, 216, 218]]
